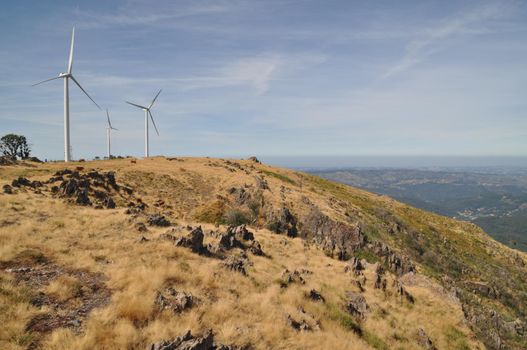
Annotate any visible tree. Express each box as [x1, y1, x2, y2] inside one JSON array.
[[0, 134, 31, 159]]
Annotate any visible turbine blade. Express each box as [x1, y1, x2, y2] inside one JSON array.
[[32, 75, 61, 86], [70, 75, 101, 110], [68, 27, 75, 74], [126, 101, 148, 109], [111, 127, 119, 131], [106, 108, 113, 128], [148, 89, 162, 109], [148, 110, 160, 136]]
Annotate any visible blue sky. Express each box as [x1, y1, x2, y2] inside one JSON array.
[[0, 0, 526, 160]]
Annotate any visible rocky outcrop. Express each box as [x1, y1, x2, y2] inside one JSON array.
[[463, 281, 499, 299], [174, 227, 206, 254], [266, 207, 298, 237], [280, 269, 312, 288], [222, 253, 251, 275], [149, 329, 244, 350], [345, 291, 369, 320], [370, 241, 415, 275], [344, 257, 364, 275], [299, 207, 365, 260], [8, 169, 131, 209], [462, 302, 525, 350], [416, 328, 437, 350]]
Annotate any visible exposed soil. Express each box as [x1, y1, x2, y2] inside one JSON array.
[[1, 251, 111, 348]]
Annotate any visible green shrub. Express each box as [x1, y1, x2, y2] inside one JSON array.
[[222, 209, 250, 226]]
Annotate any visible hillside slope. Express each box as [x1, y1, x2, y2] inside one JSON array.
[[0, 157, 526, 350]]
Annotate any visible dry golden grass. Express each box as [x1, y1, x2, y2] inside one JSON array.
[[0, 158, 489, 349]]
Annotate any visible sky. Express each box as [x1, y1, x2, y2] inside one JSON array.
[[0, 0, 526, 161]]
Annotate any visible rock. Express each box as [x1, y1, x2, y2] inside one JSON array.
[[3, 184, 13, 194], [299, 207, 365, 260], [155, 287, 194, 313], [11, 177, 32, 187], [254, 176, 269, 190], [266, 207, 298, 237], [76, 189, 91, 206], [248, 156, 260, 163], [345, 257, 363, 275], [345, 291, 369, 320], [373, 270, 387, 291], [229, 225, 254, 241], [138, 236, 150, 243], [248, 240, 264, 256], [463, 281, 498, 299], [228, 187, 251, 205], [370, 241, 415, 275], [223, 253, 250, 275], [147, 214, 171, 227], [286, 314, 311, 332], [218, 231, 243, 250], [280, 269, 310, 288], [175, 227, 206, 254], [416, 328, 437, 350], [307, 289, 325, 302], [354, 279, 365, 293], [103, 197, 116, 208], [149, 329, 243, 350], [395, 281, 415, 304], [135, 222, 148, 232]]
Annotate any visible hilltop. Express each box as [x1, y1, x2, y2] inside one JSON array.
[[1, 157, 526, 350]]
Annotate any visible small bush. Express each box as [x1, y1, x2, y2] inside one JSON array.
[[222, 209, 250, 226]]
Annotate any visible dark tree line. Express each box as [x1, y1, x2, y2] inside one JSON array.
[[0, 134, 31, 159]]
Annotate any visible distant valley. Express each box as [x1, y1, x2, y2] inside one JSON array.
[[309, 167, 527, 252]]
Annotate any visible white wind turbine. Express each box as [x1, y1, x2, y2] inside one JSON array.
[[126, 90, 161, 158], [33, 27, 101, 162], [105, 109, 118, 159]]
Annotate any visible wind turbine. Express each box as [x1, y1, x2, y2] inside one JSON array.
[[33, 27, 101, 162], [126, 90, 161, 158], [105, 109, 118, 159]]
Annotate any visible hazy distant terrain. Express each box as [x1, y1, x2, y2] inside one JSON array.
[[310, 167, 527, 252]]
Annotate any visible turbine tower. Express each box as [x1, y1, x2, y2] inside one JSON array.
[[33, 27, 101, 162], [105, 109, 118, 159], [126, 90, 161, 158]]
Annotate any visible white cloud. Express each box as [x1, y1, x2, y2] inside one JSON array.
[[382, 2, 515, 79]]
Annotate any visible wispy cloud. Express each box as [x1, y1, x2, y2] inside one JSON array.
[[82, 53, 326, 95], [382, 2, 515, 79], [75, 0, 238, 29]]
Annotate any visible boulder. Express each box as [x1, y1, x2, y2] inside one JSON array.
[[175, 227, 206, 254], [248, 156, 260, 163], [147, 214, 171, 227], [266, 207, 298, 237], [345, 291, 369, 320], [155, 287, 194, 313], [222, 253, 250, 275]]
